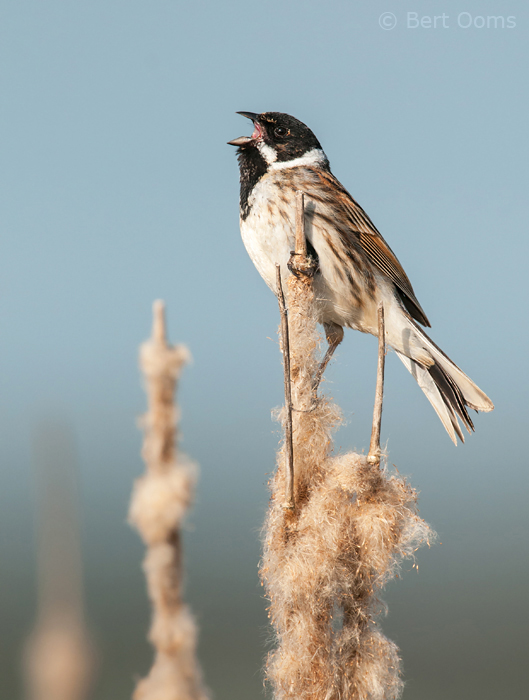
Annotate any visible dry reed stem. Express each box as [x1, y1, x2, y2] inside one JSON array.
[[129, 301, 209, 700], [368, 303, 386, 467], [261, 199, 434, 700], [276, 264, 295, 510]]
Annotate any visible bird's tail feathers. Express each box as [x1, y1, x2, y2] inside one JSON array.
[[395, 352, 464, 444], [396, 321, 494, 445]]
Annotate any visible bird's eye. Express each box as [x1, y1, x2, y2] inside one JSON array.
[[274, 126, 288, 137]]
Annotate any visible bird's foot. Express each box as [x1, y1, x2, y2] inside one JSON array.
[[287, 251, 317, 278]]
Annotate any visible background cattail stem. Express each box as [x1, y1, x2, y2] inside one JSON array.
[[24, 426, 93, 700], [129, 301, 209, 700]]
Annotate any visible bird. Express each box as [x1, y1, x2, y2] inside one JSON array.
[[228, 111, 493, 444]]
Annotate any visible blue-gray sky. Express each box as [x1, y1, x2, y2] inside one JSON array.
[[0, 2, 527, 699]]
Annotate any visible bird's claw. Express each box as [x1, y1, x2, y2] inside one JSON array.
[[288, 251, 317, 278]]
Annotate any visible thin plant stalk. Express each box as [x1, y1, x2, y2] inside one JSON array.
[[276, 264, 295, 510], [368, 302, 386, 467]]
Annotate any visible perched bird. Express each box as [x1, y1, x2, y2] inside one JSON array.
[[228, 111, 493, 443]]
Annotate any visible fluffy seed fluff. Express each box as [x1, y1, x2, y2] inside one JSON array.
[[260, 272, 434, 700], [129, 456, 197, 546]]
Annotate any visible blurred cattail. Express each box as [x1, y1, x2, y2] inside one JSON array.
[[260, 195, 434, 700], [129, 301, 209, 700], [24, 424, 94, 700]]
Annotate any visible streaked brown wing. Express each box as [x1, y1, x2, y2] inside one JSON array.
[[315, 170, 431, 327]]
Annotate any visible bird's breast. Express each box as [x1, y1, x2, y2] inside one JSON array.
[[240, 178, 297, 293]]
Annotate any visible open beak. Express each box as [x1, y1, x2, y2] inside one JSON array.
[[228, 111, 262, 146], [236, 111, 260, 121]]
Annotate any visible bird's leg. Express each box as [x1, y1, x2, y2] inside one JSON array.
[[313, 322, 344, 392]]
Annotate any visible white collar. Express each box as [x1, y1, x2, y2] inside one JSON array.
[[268, 148, 328, 171]]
